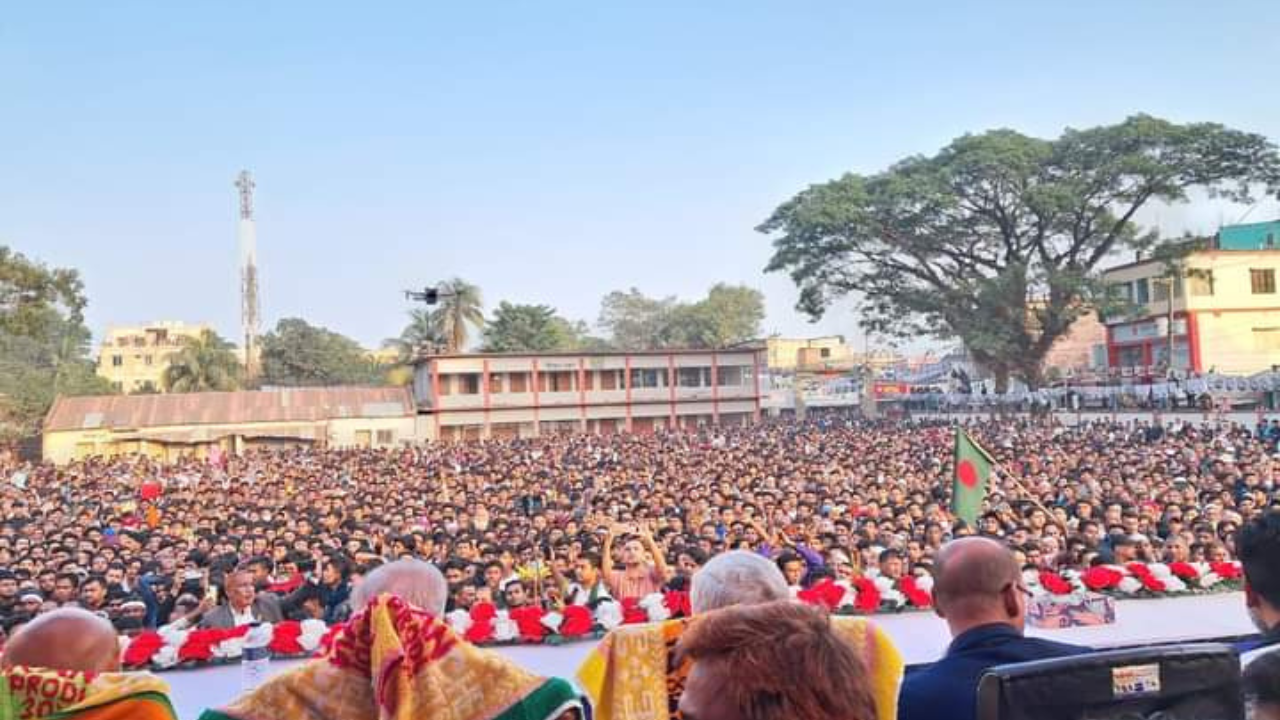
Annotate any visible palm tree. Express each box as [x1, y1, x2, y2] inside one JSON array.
[[383, 308, 445, 362], [433, 278, 484, 353], [161, 330, 242, 393]]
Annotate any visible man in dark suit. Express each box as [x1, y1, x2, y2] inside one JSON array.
[[199, 567, 284, 629], [898, 537, 1087, 720]]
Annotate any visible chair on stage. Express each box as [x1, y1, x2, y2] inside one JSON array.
[[976, 643, 1242, 720]]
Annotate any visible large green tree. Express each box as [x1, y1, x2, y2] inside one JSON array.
[[162, 329, 242, 392], [482, 302, 585, 352], [260, 318, 383, 387], [759, 115, 1280, 389], [384, 308, 444, 362], [0, 247, 113, 440], [433, 278, 484, 353], [597, 284, 764, 350]]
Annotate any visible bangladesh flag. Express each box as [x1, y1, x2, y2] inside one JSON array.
[[952, 428, 995, 525]]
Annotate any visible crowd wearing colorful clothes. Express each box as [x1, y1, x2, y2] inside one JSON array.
[[0, 416, 1278, 642]]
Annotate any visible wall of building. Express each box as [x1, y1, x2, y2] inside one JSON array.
[[1196, 309, 1280, 375], [96, 322, 210, 393]]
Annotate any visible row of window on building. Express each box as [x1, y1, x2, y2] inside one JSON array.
[[437, 366, 752, 396], [1111, 268, 1276, 303]]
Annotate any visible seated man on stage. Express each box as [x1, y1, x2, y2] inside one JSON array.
[[577, 550, 904, 720], [1, 608, 177, 720], [898, 537, 1087, 720], [202, 559, 588, 720]]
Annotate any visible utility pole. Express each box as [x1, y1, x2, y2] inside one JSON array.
[[236, 170, 261, 382]]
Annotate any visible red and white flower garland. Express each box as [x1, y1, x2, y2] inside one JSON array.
[[1025, 561, 1244, 598], [118, 562, 1245, 670]]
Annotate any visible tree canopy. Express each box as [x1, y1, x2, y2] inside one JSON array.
[[162, 329, 243, 393], [0, 247, 113, 441], [434, 278, 484, 353], [482, 302, 586, 352], [759, 115, 1280, 388], [260, 318, 384, 387], [597, 284, 764, 350]]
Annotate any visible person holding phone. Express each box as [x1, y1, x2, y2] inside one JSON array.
[[601, 523, 668, 601]]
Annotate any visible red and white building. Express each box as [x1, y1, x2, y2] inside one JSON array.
[[1102, 249, 1280, 375], [412, 349, 764, 441]]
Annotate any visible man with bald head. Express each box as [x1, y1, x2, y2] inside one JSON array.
[[350, 558, 448, 616], [898, 537, 1086, 720], [2, 607, 121, 673]]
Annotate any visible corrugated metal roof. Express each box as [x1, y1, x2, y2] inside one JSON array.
[[43, 386, 413, 432]]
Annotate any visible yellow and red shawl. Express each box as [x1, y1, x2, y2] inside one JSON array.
[[0, 666, 176, 720], [201, 594, 585, 720]]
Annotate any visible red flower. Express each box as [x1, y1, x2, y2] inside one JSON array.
[[663, 591, 692, 618], [797, 579, 846, 610], [177, 627, 246, 663], [123, 631, 165, 667], [464, 620, 494, 644], [509, 606, 546, 642], [1210, 562, 1243, 580], [559, 606, 593, 637], [269, 621, 305, 655], [898, 576, 932, 608], [1080, 566, 1123, 591], [470, 602, 497, 622], [1140, 574, 1166, 593], [1168, 562, 1199, 581], [1038, 570, 1073, 596], [620, 598, 648, 625], [852, 578, 881, 612], [1125, 563, 1153, 579]]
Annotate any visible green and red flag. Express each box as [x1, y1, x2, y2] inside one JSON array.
[[952, 428, 996, 525]]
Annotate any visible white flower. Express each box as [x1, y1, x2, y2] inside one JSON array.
[[915, 575, 934, 594], [1147, 563, 1173, 580], [1022, 569, 1041, 588], [541, 612, 564, 633], [492, 612, 518, 642], [1163, 576, 1187, 592], [298, 620, 329, 652], [596, 601, 624, 630], [446, 610, 473, 636], [158, 627, 190, 649], [1117, 577, 1143, 594], [153, 645, 180, 669], [1200, 572, 1222, 588], [213, 638, 245, 659], [881, 589, 906, 608], [646, 603, 671, 623], [637, 593, 665, 610], [873, 576, 894, 593]]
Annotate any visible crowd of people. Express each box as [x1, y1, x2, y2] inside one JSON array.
[[0, 415, 1278, 640]]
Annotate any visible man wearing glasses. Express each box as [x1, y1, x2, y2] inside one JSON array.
[[898, 537, 1087, 720]]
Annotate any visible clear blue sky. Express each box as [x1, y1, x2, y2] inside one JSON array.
[[4, 1, 1279, 350]]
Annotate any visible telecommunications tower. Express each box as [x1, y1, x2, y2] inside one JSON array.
[[236, 170, 261, 381]]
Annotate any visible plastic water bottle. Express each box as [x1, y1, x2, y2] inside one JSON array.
[[240, 622, 273, 692]]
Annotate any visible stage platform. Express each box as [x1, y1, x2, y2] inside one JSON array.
[[165, 592, 1255, 720]]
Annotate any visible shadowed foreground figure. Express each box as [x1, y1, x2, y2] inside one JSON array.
[[0, 608, 177, 720], [677, 600, 878, 720], [898, 537, 1087, 720]]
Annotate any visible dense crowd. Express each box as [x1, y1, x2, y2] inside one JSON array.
[[1, 415, 1278, 640]]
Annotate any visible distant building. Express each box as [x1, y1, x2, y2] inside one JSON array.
[[42, 386, 415, 464], [1102, 233, 1280, 375], [762, 336, 850, 371], [412, 349, 764, 441], [97, 321, 211, 393], [1041, 311, 1108, 375]]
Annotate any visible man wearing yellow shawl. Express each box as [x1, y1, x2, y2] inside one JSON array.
[[200, 594, 588, 720], [576, 551, 903, 720], [0, 608, 178, 720]]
